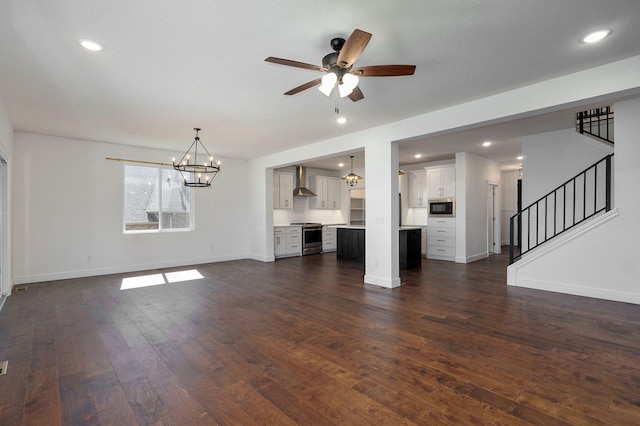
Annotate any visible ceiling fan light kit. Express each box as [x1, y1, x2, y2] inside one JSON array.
[[265, 29, 416, 103], [318, 72, 337, 96]]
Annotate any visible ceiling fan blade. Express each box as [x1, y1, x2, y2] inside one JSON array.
[[336, 29, 372, 68], [284, 78, 323, 95], [348, 86, 364, 102], [265, 57, 325, 72], [352, 65, 416, 77]]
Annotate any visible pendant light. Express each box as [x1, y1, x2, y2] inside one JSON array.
[[173, 128, 221, 187], [342, 155, 363, 187]]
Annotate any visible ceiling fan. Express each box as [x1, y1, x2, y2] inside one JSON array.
[[265, 29, 416, 102]]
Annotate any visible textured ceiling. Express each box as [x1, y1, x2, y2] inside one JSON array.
[[1, 0, 639, 169]]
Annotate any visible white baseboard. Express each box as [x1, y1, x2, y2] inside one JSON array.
[[364, 274, 402, 288], [455, 252, 488, 264], [514, 277, 640, 305], [249, 254, 276, 262], [12, 253, 249, 285]]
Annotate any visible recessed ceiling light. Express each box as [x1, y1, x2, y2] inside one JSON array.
[[79, 39, 104, 51], [581, 30, 611, 44], [336, 116, 348, 124], [517, 155, 523, 160], [414, 154, 422, 159], [338, 163, 344, 168], [482, 141, 492, 147]]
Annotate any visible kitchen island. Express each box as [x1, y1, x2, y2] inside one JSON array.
[[336, 226, 422, 269]]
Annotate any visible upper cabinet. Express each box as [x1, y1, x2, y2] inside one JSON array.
[[273, 171, 294, 209], [312, 176, 341, 209], [426, 165, 455, 199], [408, 170, 428, 208]]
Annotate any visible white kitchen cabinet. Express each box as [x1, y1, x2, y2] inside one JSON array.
[[426, 217, 456, 261], [274, 226, 302, 258], [322, 226, 337, 252], [313, 176, 341, 209], [420, 226, 427, 256], [408, 170, 428, 208], [426, 165, 455, 199], [273, 172, 294, 209]]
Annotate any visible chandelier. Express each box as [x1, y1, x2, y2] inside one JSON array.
[[173, 128, 221, 187], [341, 155, 363, 187]]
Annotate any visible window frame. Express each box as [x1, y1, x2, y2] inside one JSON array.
[[123, 163, 195, 234]]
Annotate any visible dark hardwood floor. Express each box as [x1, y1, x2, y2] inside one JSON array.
[[1, 250, 639, 425]]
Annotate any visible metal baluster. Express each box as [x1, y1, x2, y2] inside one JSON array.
[[605, 155, 612, 212]]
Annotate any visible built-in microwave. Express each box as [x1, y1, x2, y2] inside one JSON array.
[[429, 199, 455, 217]]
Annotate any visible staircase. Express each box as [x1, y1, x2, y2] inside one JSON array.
[[509, 106, 615, 264], [576, 106, 614, 144]]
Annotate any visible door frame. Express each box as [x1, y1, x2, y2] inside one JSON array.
[[487, 181, 501, 254], [0, 155, 10, 300]]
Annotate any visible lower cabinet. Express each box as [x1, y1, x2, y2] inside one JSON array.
[[337, 228, 365, 263], [274, 226, 302, 258], [322, 226, 337, 252], [337, 227, 421, 268], [400, 228, 422, 268], [426, 218, 456, 261]]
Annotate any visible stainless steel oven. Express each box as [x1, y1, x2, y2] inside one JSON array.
[[291, 222, 323, 255]]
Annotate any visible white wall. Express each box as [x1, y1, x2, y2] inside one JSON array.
[[522, 128, 613, 206], [501, 170, 520, 245], [13, 132, 250, 284], [508, 98, 640, 304], [0, 100, 13, 297], [456, 152, 501, 263], [0, 100, 13, 157]]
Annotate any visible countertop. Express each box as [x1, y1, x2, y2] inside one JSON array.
[[274, 223, 347, 227], [335, 225, 423, 230]]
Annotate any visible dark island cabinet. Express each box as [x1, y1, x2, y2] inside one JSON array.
[[400, 228, 422, 268], [336, 227, 421, 269], [337, 228, 365, 263]]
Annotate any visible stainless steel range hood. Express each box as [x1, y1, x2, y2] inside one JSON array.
[[293, 166, 316, 197]]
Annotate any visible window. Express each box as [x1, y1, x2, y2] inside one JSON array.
[[124, 164, 193, 232]]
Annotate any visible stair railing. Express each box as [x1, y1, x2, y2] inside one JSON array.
[[509, 154, 613, 264], [576, 106, 614, 144]]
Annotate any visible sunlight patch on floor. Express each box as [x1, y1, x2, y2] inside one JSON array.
[[165, 269, 204, 283], [120, 269, 204, 290]]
